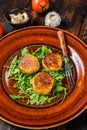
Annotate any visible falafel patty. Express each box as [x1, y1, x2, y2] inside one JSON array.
[[33, 72, 54, 95], [42, 53, 62, 71], [19, 54, 40, 74]]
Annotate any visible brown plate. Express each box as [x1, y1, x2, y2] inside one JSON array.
[[2, 44, 76, 108], [0, 26, 87, 129]]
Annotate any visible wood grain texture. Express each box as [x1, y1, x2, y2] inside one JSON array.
[[79, 10, 87, 44], [26, 0, 87, 43], [0, 0, 87, 130], [0, 0, 28, 34], [59, 0, 87, 35]]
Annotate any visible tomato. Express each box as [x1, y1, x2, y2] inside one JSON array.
[[0, 25, 4, 36], [32, 0, 50, 13]]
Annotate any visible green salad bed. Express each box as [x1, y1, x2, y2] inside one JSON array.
[[7, 45, 67, 105]]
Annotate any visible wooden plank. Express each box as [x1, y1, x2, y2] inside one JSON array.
[[27, 0, 87, 37], [0, 120, 12, 130], [0, 0, 87, 130], [0, 0, 28, 20], [49, 126, 67, 130], [59, 0, 87, 36], [26, 0, 63, 26], [0, 0, 29, 34], [79, 11, 87, 44]]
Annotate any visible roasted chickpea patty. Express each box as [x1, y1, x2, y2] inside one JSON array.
[[19, 54, 40, 74], [33, 72, 54, 95], [42, 53, 62, 71]]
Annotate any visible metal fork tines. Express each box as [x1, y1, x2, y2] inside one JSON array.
[[57, 30, 75, 89], [64, 57, 75, 89]]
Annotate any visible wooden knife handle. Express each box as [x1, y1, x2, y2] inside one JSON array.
[[57, 31, 68, 57]]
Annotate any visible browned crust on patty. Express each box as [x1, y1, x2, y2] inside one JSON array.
[[33, 72, 54, 95], [42, 53, 62, 71], [19, 54, 40, 74]]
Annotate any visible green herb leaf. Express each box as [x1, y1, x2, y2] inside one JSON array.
[[7, 45, 67, 105], [21, 47, 29, 57], [7, 56, 20, 77], [9, 94, 24, 100]]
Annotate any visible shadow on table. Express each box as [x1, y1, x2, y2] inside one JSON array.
[[66, 110, 87, 130]]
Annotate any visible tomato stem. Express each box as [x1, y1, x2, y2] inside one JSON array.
[[40, 4, 47, 12]]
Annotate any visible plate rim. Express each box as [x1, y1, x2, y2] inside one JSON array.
[[0, 26, 87, 129]]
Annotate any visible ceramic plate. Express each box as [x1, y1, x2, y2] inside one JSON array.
[[0, 26, 87, 129]]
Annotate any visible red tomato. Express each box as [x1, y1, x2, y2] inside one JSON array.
[[0, 25, 4, 36], [32, 0, 50, 13]]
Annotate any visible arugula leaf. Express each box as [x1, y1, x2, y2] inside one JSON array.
[[7, 56, 20, 77], [49, 70, 65, 80], [38, 95, 49, 105], [9, 94, 24, 100], [21, 47, 29, 57], [7, 45, 67, 105], [33, 45, 52, 62]]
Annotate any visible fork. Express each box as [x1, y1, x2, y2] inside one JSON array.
[[57, 30, 75, 89]]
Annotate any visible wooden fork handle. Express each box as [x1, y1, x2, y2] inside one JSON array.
[[57, 30, 68, 57]]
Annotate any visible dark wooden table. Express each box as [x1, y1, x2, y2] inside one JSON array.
[[0, 0, 87, 130]]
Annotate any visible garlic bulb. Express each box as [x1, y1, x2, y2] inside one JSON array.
[[45, 11, 61, 27]]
